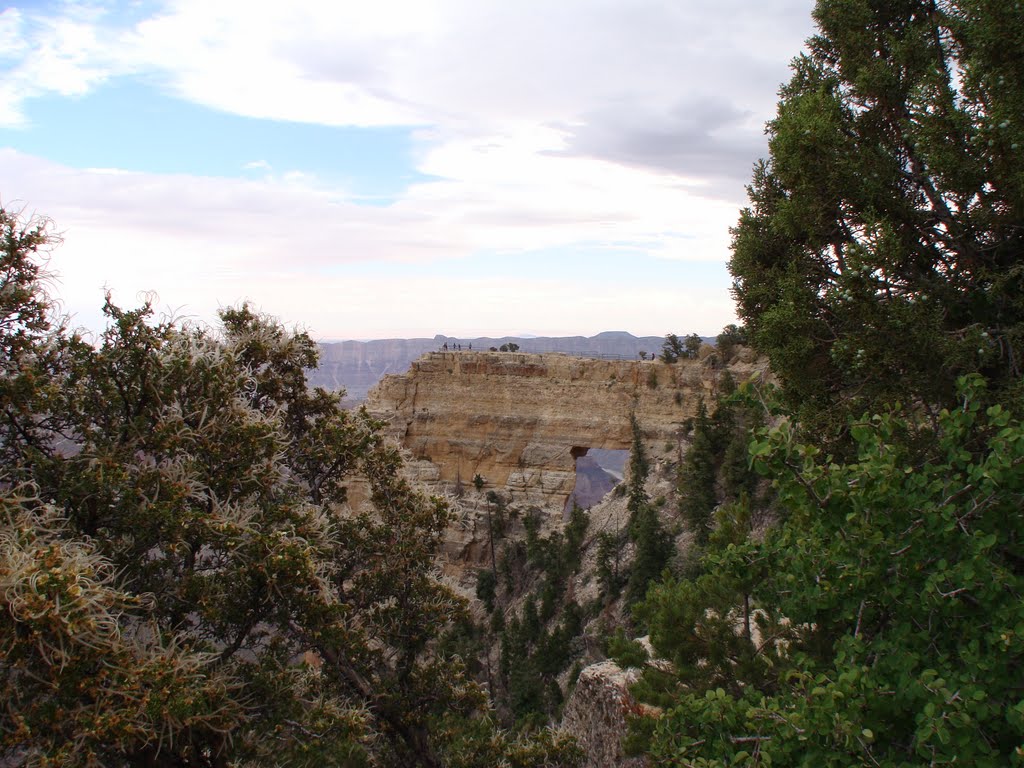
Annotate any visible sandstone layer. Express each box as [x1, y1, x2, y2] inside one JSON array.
[[313, 332, 680, 403], [364, 348, 767, 515]]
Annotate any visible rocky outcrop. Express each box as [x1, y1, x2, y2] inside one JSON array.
[[312, 332, 694, 403], [560, 661, 647, 768], [364, 349, 767, 515]]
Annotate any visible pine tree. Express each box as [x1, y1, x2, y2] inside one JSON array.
[[677, 399, 717, 545], [729, 0, 1024, 437], [624, 412, 672, 605]]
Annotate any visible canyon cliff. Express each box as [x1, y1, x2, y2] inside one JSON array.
[[364, 347, 768, 516], [363, 347, 768, 760], [313, 332, 690, 403]]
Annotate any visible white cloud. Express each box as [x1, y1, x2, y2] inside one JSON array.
[[1, 0, 819, 197], [0, 5, 132, 127], [1, 146, 741, 336], [0, 8, 29, 61], [0, 0, 819, 337], [3, 1, 816, 175], [407, 125, 738, 260]]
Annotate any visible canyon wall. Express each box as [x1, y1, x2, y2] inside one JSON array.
[[364, 348, 768, 515], [313, 331, 677, 403]]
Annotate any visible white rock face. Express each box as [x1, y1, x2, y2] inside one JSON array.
[[560, 661, 648, 768]]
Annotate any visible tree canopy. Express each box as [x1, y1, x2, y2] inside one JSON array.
[[633, 1, 1024, 764], [659, 333, 702, 363], [0, 210, 578, 767], [640, 377, 1024, 766], [729, 0, 1024, 436]]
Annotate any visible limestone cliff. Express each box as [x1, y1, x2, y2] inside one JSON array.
[[360, 347, 769, 757], [312, 332, 692, 403], [364, 348, 767, 515]]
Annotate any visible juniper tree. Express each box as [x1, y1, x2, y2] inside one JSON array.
[[0, 207, 580, 768], [730, 0, 1024, 437], [633, 1, 1024, 764]]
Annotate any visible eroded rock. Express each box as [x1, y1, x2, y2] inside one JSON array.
[[561, 661, 647, 768], [365, 350, 767, 516]]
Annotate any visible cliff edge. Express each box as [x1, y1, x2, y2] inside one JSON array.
[[364, 348, 767, 515]]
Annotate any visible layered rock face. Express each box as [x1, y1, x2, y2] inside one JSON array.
[[313, 332, 682, 404], [364, 349, 767, 515]]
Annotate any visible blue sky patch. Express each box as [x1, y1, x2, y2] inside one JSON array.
[[0, 78, 430, 204]]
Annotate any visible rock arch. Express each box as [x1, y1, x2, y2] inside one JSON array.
[[364, 350, 767, 513]]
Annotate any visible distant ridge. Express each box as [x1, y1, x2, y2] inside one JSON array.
[[312, 332, 691, 403]]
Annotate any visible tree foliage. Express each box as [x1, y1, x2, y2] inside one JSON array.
[[490, 506, 590, 728], [635, 2, 1024, 764], [715, 323, 748, 362], [729, 0, 1024, 437], [676, 382, 764, 550], [660, 333, 702, 363], [0, 208, 578, 767], [640, 377, 1024, 766], [623, 413, 672, 607], [659, 333, 685, 363], [677, 399, 717, 546]]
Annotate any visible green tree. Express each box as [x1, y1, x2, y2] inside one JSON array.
[[683, 333, 702, 359], [677, 399, 717, 545], [729, 0, 1024, 438], [626, 412, 650, 520], [596, 531, 624, 597], [659, 333, 684, 363], [0, 208, 579, 768], [624, 504, 673, 607], [637, 530, 779, 700], [0, 210, 79, 487], [714, 323, 747, 362], [476, 569, 498, 613], [660, 333, 702, 362], [634, 3, 1024, 764], [624, 412, 672, 606], [639, 377, 1024, 767], [490, 508, 589, 727]]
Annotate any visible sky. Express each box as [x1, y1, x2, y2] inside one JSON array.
[[0, 0, 818, 341]]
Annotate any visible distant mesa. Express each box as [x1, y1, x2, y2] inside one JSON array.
[[565, 454, 618, 511]]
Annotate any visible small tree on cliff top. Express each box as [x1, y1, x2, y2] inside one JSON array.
[[659, 333, 684, 363]]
